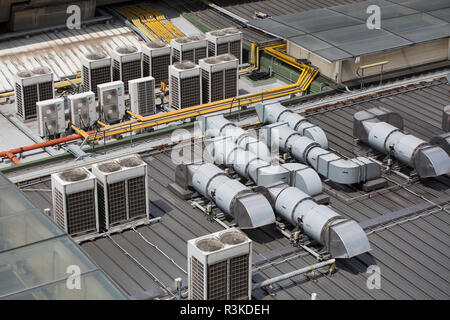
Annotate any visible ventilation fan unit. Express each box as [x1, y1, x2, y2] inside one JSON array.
[[68, 91, 97, 130], [80, 51, 111, 98], [111, 46, 142, 94], [206, 28, 243, 63], [141, 41, 171, 87], [200, 54, 239, 103], [37, 97, 65, 138], [188, 228, 252, 300], [51, 167, 99, 236], [129, 76, 156, 117], [169, 61, 202, 109], [14, 67, 54, 121], [92, 155, 149, 230], [171, 34, 207, 64], [98, 81, 125, 124]]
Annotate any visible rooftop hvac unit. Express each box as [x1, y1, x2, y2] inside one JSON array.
[[188, 228, 252, 300], [80, 51, 111, 98], [199, 54, 239, 103], [92, 155, 149, 230], [141, 41, 171, 87], [171, 34, 207, 64], [37, 97, 65, 138], [129, 76, 156, 117], [169, 61, 202, 109], [14, 67, 54, 121], [111, 45, 142, 94], [206, 27, 243, 63], [98, 81, 125, 124], [68, 91, 97, 130], [51, 167, 99, 235]]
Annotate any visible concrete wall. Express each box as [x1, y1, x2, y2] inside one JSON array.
[[287, 38, 450, 83]]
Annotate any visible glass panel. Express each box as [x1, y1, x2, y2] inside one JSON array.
[[427, 8, 450, 22], [0, 173, 9, 187], [4, 271, 128, 300], [288, 34, 335, 52], [0, 236, 97, 297], [394, 0, 450, 12], [0, 185, 36, 217], [330, 1, 418, 20], [382, 13, 450, 43], [248, 19, 303, 38], [0, 210, 64, 253]]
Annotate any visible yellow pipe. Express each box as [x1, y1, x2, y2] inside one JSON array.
[[71, 125, 89, 139], [1, 77, 82, 99], [126, 110, 145, 121]]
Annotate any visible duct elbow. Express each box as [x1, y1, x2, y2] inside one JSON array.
[[231, 193, 276, 229], [414, 145, 450, 178], [326, 220, 371, 259]]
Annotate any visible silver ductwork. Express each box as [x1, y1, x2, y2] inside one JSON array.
[[175, 162, 276, 229], [354, 107, 450, 178], [199, 114, 271, 161], [262, 122, 381, 185], [430, 132, 450, 156], [255, 102, 328, 149], [260, 182, 371, 259], [202, 116, 323, 195]]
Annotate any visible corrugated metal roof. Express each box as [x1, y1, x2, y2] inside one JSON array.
[[0, 22, 142, 93]]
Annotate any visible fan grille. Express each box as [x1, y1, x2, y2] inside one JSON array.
[[58, 168, 89, 182]]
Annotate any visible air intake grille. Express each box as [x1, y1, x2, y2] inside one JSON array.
[[230, 41, 241, 62], [82, 66, 90, 93], [190, 257, 204, 300], [66, 189, 96, 235], [207, 260, 228, 300], [127, 176, 147, 218], [170, 75, 179, 109], [90, 66, 111, 98], [210, 71, 224, 102], [201, 69, 210, 104], [136, 81, 155, 116], [121, 60, 142, 93], [182, 49, 194, 63], [151, 54, 170, 86], [143, 54, 150, 77], [23, 84, 38, 119], [229, 254, 249, 300], [194, 47, 207, 64], [38, 82, 53, 101], [97, 181, 106, 229], [180, 76, 200, 108], [217, 43, 228, 56], [15, 83, 23, 119], [53, 188, 65, 230], [107, 181, 127, 225], [208, 41, 215, 57], [172, 48, 181, 63], [224, 69, 238, 99]]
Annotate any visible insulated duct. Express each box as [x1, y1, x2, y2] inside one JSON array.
[[260, 182, 371, 258], [255, 102, 328, 148], [199, 114, 271, 162], [205, 136, 322, 196], [262, 122, 381, 185], [354, 107, 450, 178], [175, 162, 276, 229], [199, 114, 322, 195]]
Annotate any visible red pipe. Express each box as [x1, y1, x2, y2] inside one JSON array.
[[5, 151, 20, 164]]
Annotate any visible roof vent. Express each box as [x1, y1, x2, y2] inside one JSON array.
[[173, 61, 196, 70], [188, 34, 206, 41], [218, 230, 247, 245], [145, 41, 166, 48], [32, 66, 51, 75], [85, 51, 107, 60], [58, 168, 89, 182], [97, 161, 121, 173], [195, 238, 224, 252], [116, 45, 138, 54], [118, 156, 144, 168]]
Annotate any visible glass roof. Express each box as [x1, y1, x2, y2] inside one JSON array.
[[247, 0, 450, 62], [0, 172, 128, 300]]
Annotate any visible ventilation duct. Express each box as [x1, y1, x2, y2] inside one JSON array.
[[354, 107, 450, 178], [430, 132, 450, 156], [255, 102, 328, 148], [260, 182, 370, 259], [262, 122, 381, 185], [175, 162, 276, 229]]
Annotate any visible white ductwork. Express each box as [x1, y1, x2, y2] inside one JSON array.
[[354, 107, 450, 178], [199, 114, 323, 195], [255, 102, 328, 149], [175, 162, 276, 229], [262, 122, 381, 185], [261, 181, 370, 259]]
